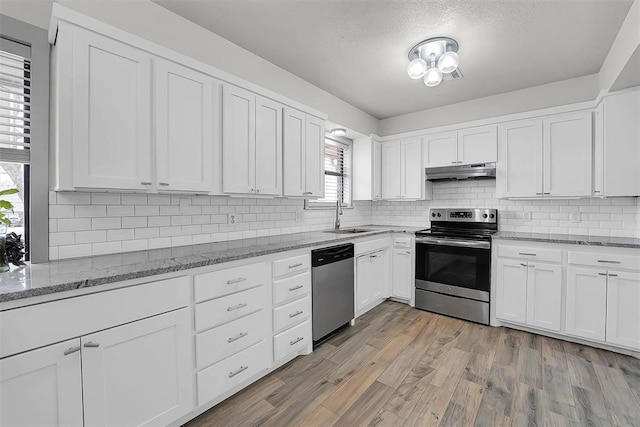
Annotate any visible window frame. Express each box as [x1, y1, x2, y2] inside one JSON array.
[[305, 133, 353, 210], [0, 15, 49, 263]]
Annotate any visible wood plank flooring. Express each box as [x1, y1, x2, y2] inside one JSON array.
[[185, 301, 640, 427]]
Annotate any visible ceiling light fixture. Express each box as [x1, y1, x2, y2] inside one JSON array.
[[330, 128, 346, 137], [407, 37, 459, 88]]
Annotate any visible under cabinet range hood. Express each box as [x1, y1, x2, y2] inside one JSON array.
[[425, 162, 496, 182]]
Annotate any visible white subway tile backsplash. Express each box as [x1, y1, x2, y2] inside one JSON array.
[[122, 217, 147, 229], [75, 205, 107, 218], [57, 218, 92, 232], [75, 230, 107, 244], [91, 217, 122, 230], [107, 205, 135, 217], [92, 241, 122, 256], [49, 205, 75, 219], [122, 194, 148, 205], [91, 193, 121, 205], [135, 205, 160, 217]]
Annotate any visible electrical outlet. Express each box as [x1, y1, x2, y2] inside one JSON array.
[[523, 211, 532, 221], [227, 213, 237, 225], [571, 211, 581, 223], [295, 211, 303, 222]]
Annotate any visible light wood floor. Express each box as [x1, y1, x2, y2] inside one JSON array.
[[185, 301, 640, 427]]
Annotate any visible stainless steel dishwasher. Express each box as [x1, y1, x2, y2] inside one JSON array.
[[311, 243, 355, 344]]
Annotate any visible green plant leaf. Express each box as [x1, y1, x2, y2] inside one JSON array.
[[0, 217, 11, 225], [0, 188, 18, 197], [0, 201, 13, 210]]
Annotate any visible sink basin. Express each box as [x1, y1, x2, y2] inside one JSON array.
[[324, 228, 373, 234]]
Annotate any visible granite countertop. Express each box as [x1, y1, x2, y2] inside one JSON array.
[[493, 231, 640, 249], [0, 225, 420, 304]]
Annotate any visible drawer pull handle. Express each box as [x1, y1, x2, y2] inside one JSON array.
[[289, 285, 304, 292], [289, 310, 304, 318], [535, 192, 543, 195], [228, 332, 248, 343], [598, 272, 607, 276], [303, 192, 313, 195], [227, 303, 248, 312], [227, 277, 248, 285], [543, 192, 551, 195], [520, 263, 527, 267], [64, 346, 81, 356], [290, 337, 304, 346], [597, 260, 621, 264], [608, 273, 618, 277], [140, 181, 152, 186], [158, 182, 170, 186], [228, 365, 248, 378], [519, 253, 537, 256], [84, 342, 99, 348], [289, 263, 303, 269]]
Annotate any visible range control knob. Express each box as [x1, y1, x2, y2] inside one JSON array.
[[437, 213, 442, 217], [482, 213, 488, 218], [431, 213, 436, 217], [489, 213, 495, 219]]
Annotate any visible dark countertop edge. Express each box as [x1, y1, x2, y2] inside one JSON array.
[[492, 232, 640, 249], [0, 227, 416, 303]]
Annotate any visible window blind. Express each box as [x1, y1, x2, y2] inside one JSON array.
[[316, 139, 351, 205], [0, 38, 31, 164]]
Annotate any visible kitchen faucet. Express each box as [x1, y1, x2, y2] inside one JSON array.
[[334, 200, 342, 230]]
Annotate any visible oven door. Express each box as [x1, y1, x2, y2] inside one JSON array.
[[415, 236, 491, 301]]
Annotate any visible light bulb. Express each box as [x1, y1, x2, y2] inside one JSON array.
[[423, 67, 443, 87], [407, 58, 427, 79], [330, 128, 346, 137], [437, 51, 459, 73]]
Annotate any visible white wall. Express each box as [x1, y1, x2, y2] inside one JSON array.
[[0, 0, 379, 137], [371, 180, 640, 238], [377, 74, 600, 136]]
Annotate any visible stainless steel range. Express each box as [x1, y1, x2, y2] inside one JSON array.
[[414, 208, 497, 325]]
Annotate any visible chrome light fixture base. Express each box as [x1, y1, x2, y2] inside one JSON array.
[[407, 37, 460, 87]]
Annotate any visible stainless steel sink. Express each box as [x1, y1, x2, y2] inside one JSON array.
[[324, 228, 373, 234]]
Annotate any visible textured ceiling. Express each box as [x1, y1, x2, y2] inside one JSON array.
[[154, 0, 633, 120]]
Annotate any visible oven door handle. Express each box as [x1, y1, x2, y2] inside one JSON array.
[[416, 237, 490, 249]]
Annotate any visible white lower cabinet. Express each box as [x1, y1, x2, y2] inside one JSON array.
[[566, 267, 607, 341], [392, 247, 412, 300], [81, 309, 193, 427], [606, 271, 640, 350], [496, 253, 562, 332], [0, 339, 84, 427], [356, 248, 390, 317]]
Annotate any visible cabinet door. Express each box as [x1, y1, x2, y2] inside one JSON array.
[[543, 112, 592, 197], [255, 96, 283, 195], [0, 339, 83, 427], [370, 249, 390, 301], [392, 248, 413, 300], [603, 90, 640, 197], [402, 137, 423, 199], [525, 262, 562, 331], [304, 115, 325, 198], [381, 141, 402, 200], [496, 119, 543, 198], [82, 309, 193, 427], [222, 85, 256, 194], [72, 28, 151, 190], [566, 267, 607, 341], [495, 259, 527, 324], [422, 132, 457, 168], [606, 271, 640, 350], [356, 255, 372, 315], [372, 140, 382, 201], [593, 103, 604, 196], [457, 125, 497, 165], [156, 60, 215, 192], [283, 107, 305, 197]]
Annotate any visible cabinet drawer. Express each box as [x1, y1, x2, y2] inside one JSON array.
[[355, 238, 390, 255], [194, 262, 268, 302], [196, 310, 267, 369], [195, 285, 266, 332], [273, 296, 310, 333], [568, 251, 640, 271], [274, 320, 310, 361], [273, 254, 310, 279], [393, 237, 412, 248], [497, 245, 562, 263], [273, 271, 310, 305], [0, 276, 190, 359], [196, 340, 269, 406]]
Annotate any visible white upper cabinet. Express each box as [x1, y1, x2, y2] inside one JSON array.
[[353, 136, 382, 201], [61, 26, 152, 191], [382, 138, 431, 200], [596, 90, 640, 197], [283, 107, 324, 198], [543, 112, 592, 197], [496, 112, 591, 198], [155, 60, 216, 193], [423, 132, 457, 167], [423, 126, 497, 168], [222, 86, 283, 196]]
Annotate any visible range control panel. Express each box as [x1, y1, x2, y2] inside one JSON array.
[[429, 208, 497, 223]]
